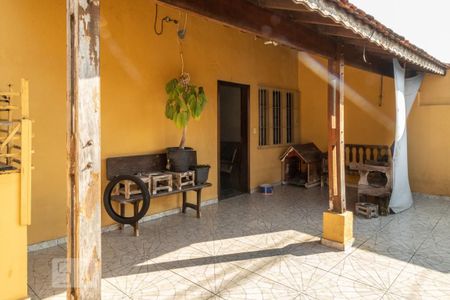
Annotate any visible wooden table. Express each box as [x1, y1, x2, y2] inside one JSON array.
[[111, 182, 212, 236]]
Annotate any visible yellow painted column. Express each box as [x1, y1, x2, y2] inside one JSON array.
[[322, 211, 354, 251], [0, 172, 28, 300]]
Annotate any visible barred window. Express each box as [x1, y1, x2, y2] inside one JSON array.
[[272, 90, 282, 145], [258, 86, 299, 147], [286, 92, 294, 144], [258, 89, 268, 146]]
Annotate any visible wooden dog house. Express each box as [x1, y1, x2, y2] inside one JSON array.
[[280, 143, 322, 188]]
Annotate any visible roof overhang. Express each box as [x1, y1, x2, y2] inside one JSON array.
[[292, 0, 447, 75], [158, 0, 448, 77]]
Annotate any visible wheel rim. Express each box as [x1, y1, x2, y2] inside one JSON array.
[[103, 175, 151, 225]]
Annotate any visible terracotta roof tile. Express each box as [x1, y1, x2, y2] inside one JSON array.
[[332, 0, 448, 67]]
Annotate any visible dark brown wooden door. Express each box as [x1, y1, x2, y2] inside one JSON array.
[[217, 81, 250, 199]]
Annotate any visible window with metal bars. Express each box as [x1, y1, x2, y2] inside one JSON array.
[[286, 92, 294, 144], [258, 87, 300, 147], [272, 90, 282, 145], [258, 88, 268, 146]]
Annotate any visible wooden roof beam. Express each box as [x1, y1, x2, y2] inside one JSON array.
[[342, 46, 393, 77], [294, 0, 446, 75], [317, 26, 361, 39], [257, 0, 311, 12], [342, 38, 393, 56], [158, 0, 337, 58], [290, 12, 342, 26], [158, 0, 395, 77]]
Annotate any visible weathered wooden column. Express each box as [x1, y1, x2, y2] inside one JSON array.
[[327, 50, 346, 213], [66, 0, 101, 298], [321, 48, 354, 251]]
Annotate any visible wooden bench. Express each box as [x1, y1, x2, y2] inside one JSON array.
[[105, 152, 212, 236]]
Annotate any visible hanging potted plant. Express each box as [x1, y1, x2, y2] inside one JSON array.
[[165, 72, 207, 172]]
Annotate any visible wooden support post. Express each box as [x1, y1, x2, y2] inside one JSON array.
[[327, 49, 346, 213], [322, 47, 354, 251], [20, 79, 32, 226], [66, 0, 101, 299]]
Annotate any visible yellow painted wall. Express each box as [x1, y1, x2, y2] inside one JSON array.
[[298, 53, 450, 196], [298, 53, 396, 151], [2, 0, 299, 245], [0, 0, 67, 245], [100, 0, 299, 215], [408, 74, 450, 195], [2, 0, 449, 247], [0, 173, 28, 300]]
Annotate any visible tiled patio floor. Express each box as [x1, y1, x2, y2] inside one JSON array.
[[28, 186, 450, 299]]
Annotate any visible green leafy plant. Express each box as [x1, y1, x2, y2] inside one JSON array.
[[165, 73, 207, 148]]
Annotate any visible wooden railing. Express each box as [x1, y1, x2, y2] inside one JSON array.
[[0, 79, 32, 225], [345, 144, 392, 170]]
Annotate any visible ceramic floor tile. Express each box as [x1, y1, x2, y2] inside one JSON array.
[[28, 286, 39, 300], [212, 263, 299, 300], [287, 238, 355, 271], [237, 253, 325, 292], [29, 278, 130, 299], [381, 292, 408, 300], [162, 253, 298, 298], [234, 229, 320, 251], [105, 259, 215, 299], [101, 280, 132, 299], [329, 248, 408, 291], [409, 251, 450, 277], [25, 186, 450, 300], [28, 246, 66, 299], [357, 234, 416, 261], [149, 244, 215, 271], [388, 263, 450, 300], [190, 237, 264, 260], [353, 214, 394, 240], [304, 270, 385, 300], [293, 293, 316, 300]]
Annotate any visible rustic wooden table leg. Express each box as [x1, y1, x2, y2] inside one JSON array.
[[182, 191, 187, 213], [119, 203, 125, 230], [196, 189, 201, 218], [133, 201, 139, 237]]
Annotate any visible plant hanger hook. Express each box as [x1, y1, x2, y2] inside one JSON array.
[[153, 3, 178, 36]]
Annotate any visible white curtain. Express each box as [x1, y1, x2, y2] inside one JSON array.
[[390, 59, 424, 213]]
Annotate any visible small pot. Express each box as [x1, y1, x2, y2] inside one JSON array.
[[190, 165, 210, 185], [167, 147, 196, 172]]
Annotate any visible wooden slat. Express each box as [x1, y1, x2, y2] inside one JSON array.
[[66, 0, 101, 298], [20, 79, 32, 226], [106, 153, 170, 180], [20, 119, 32, 225], [110, 182, 212, 203], [0, 105, 19, 110], [0, 92, 20, 97], [21, 79, 29, 118], [0, 123, 20, 151], [0, 136, 20, 143], [0, 153, 19, 158]]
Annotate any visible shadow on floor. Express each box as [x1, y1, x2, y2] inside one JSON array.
[[28, 185, 450, 299]]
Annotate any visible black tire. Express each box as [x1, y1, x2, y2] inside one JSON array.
[[103, 174, 151, 225]]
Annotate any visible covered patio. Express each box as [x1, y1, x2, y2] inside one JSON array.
[[28, 186, 450, 299], [2, 0, 450, 299]]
